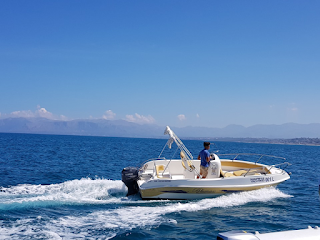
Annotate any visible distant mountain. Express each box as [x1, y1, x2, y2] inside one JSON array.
[[0, 118, 163, 138], [175, 123, 320, 138], [0, 117, 320, 139]]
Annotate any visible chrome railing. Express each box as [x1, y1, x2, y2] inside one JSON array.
[[218, 153, 287, 164]]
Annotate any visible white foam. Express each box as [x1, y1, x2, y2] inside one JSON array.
[[0, 187, 292, 239], [0, 178, 128, 210], [165, 187, 292, 213], [55, 188, 292, 228]]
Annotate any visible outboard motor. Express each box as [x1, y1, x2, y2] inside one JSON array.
[[121, 167, 139, 196]]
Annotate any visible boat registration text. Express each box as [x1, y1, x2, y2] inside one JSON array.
[[250, 177, 274, 183]]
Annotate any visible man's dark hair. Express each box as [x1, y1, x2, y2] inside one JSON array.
[[203, 142, 210, 147]]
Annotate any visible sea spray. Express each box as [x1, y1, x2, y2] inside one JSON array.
[[0, 186, 291, 239], [0, 178, 127, 210]]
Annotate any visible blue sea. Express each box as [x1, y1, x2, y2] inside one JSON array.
[[0, 133, 319, 239]]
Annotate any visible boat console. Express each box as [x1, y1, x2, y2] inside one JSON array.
[[207, 154, 221, 178]]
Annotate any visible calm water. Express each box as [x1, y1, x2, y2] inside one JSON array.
[[0, 133, 319, 239]]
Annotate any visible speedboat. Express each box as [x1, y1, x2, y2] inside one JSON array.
[[122, 126, 291, 200]]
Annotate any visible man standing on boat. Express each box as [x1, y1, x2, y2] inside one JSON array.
[[197, 142, 211, 179]]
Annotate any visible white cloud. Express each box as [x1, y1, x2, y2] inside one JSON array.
[[103, 110, 116, 120], [10, 110, 34, 118], [36, 106, 54, 119], [177, 114, 186, 121], [60, 115, 68, 120], [5, 106, 66, 120], [125, 115, 136, 122], [125, 113, 155, 124]]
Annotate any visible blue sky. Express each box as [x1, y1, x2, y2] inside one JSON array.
[[1, 1, 319, 128]]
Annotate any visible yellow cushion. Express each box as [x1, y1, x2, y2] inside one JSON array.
[[156, 165, 171, 178], [223, 172, 234, 177], [156, 165, 165, 172], [233, 170, 248, 176]]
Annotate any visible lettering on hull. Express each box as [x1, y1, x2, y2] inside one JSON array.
[[250, 177, 274, 183]]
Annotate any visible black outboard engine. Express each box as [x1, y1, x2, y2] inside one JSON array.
[[121, 167, 139, 196]]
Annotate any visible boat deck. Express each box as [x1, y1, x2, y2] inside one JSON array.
[[139, 158, 273, 181]]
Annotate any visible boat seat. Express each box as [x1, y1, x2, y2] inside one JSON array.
[[235, 169, 262, 176], [233, 170, 248, 176], [156, 165, 171, 178], [223, 172, 234, 177], [222, 170, 262, 177]]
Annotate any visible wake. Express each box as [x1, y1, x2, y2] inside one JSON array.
[[0, 178, 292, 212], [0, 178, 128, 210], [0, 181, 293, 239]]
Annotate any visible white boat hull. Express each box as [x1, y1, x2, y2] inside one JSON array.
[[137, 157, 290, 199], [138, 171, 289, 200]]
